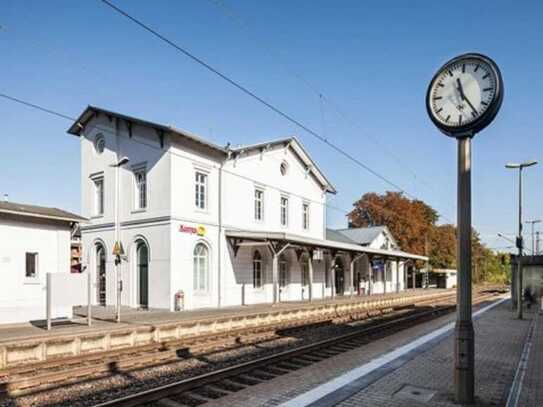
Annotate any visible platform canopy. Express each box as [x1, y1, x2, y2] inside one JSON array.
[[225, 229, 428, 262]]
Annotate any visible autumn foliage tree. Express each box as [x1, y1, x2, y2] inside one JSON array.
[[348, 191, 509, 283], [348, 191, 437, 256]]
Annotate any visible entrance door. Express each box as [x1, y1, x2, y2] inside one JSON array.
[[137, 241, 149, 308], [335, 259, 344, 295], [96, 245, 106, 306]]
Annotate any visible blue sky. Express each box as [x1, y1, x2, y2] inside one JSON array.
[[1, 0, 542, 251]]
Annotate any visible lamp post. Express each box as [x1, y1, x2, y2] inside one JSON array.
[[505, 160, 538, 320], [525, 219, 541, 255], [110, 155, 130, 323]]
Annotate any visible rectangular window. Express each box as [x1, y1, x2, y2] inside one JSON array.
[[25, 252, 38, 278], [254, 188, 264, 221], [94, 177, 104, 216], [302, 202, 310, 230], [280, 196, 288, 227], [195, 172, 207, 210], [134, 169, 147, 210]]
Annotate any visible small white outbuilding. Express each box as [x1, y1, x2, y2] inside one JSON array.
[[0, 200, 86, 324]]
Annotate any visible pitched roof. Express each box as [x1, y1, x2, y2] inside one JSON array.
[[325, 228, 357, 244], [67, 106, 336, 193], [333, 226, 388, 246], [231, 137, 336, 193], [0, 201, 87, 223], [67, 105, 228, 155]]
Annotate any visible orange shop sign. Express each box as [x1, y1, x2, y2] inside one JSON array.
[[179, 224, 206, 236]]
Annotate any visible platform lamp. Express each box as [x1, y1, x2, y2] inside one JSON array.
[[505, 160, 538, 320], [110, 155, 130, 323]]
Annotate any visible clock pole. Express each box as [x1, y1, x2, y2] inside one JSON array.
[[455, 135, 474, 403]]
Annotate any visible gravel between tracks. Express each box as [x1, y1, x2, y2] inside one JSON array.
[[0, 308, 426, 407]]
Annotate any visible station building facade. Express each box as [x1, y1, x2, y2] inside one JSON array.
[[70, 106, 426, 311]]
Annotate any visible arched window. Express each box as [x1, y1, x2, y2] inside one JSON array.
[[253, 250, 263, 288], [279, 254, 288, 287], [193, 243, 209, 292], [301, 255, 309, 286]]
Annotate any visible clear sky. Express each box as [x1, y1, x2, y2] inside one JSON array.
[[1, 0, 542, 252]]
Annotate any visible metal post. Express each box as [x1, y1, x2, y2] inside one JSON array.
[[330, 256, 336, 299], [272, 254, 279, 304], [349, 256, 355, 298], [537, 231, 540, 255], [455, 136, 474, 404], [517, 168, 523, 320], [308, 253, 314, 302], [383, 261, 387, 294], [87, 269, 92, 327], [46, 273, 52, 331], [396, 260, 400, 293], [368, 258, 373, 295], [412, 268, 416, 289]]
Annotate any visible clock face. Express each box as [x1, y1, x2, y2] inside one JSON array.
[[426, 53, 503, 137]]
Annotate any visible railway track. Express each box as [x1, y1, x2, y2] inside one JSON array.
[[90, 290, 504, 407], [0, 291, 464, 396]]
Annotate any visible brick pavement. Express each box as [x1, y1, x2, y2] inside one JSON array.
[[335, 300, 532, 407], [203, 297, 531, 407], [515, 307, 542, 407]]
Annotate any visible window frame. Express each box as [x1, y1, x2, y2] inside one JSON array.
[[91, 174, 104, 217], [25, 252, 39, 279], [194, 171, 208, 211], [254, 188, 264, 222], [280, 196, 289, 227], [302, 202, 310, 230], [133, 166, 147, 211], [193, 242, 210, 293], [253, 250, 263, 289]]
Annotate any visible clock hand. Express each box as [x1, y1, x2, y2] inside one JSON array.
[[456, 78, 478, 115]]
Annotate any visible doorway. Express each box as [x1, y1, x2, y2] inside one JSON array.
[[335, 258, 345, 295], [96, 244, 106, 306], [136, 241, 149, 308]]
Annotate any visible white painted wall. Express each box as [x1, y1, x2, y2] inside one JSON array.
[[0, 217, 71, 324], [78, 112, 348, 312]]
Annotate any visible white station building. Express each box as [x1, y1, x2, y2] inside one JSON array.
[[69, 106, 427, 311]]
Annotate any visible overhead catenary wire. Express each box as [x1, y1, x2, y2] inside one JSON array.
[[98, 0, 455, 225], [208, 0, 448, 201]]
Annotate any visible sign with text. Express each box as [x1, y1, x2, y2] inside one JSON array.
[[179, 224, 206, 236]]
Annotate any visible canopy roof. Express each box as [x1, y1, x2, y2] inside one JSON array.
[[225, 229, 428, 261], [0, 201, 86, 223]]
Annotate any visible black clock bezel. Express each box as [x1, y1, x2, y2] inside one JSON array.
[[426, 53, 504, 138]]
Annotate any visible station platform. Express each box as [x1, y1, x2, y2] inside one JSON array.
[[205, 295, 537, 407], [0, 289, 450, 369]]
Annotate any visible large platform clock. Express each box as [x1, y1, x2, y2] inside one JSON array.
[[426, 53, 503, 137]]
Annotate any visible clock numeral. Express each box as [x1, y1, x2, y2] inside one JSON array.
[[471, 111, 477, 118], [462, 64, 466, 73], [433, 96, 443, 100], [438, 82, 444, 87], [448, 70, 453, 77], [474, 64, 480, 72], [482, 73, 490, 79], [436, 107, 443, 114], [481, 101, 488, 106], [445, 115, 451, 123], [483, 87, 493, 92], [458, 115, 463, 125]]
